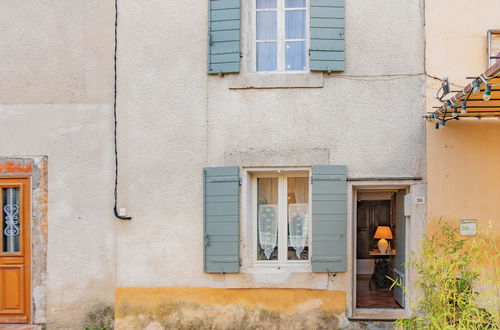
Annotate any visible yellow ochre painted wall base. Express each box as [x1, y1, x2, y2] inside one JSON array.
[[115, 287, 346, 330]]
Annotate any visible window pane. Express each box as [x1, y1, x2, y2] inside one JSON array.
[[257, 42, 277, 71], [285, 41, 306, 71], [491, 33, 500, 65], [285, 0, 305, 8], [2, 187, 20, 253], [256, 11, 277, 40], [257, 178, 278, 260], [287, 177, 309, 260], [257, 0, 277, 9], [285, 10, 305, 39]]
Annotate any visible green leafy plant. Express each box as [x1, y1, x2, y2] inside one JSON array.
[[392, 221, 499, 329]]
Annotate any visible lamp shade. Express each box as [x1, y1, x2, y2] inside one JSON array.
[[374, 226, 393, 239]]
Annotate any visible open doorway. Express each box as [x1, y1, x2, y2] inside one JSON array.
[[355, 189, 406, 309]]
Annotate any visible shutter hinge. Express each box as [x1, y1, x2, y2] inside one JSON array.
[[204, 234, 209, 247], [239, 177, 242, 186], [239, 257, 242, 266], [240, 50, 243, 57]]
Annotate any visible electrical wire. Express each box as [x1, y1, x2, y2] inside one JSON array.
[[113, 0, 131, 220]]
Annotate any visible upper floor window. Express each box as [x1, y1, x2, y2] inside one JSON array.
[[488, 30, 500, 67], [255, 0, 309, 72]]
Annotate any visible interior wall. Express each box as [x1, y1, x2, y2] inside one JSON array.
[[356, 191, 394, 275]]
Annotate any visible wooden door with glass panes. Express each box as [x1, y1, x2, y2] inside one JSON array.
[[0, 177, 30, 323]]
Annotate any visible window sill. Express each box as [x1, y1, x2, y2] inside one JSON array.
[[227, 72, 324, 89], [244, 263, 312, 273], [350, 309, 410, 320]]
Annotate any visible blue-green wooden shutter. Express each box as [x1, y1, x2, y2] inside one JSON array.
[[208, 0, 241, 74], [309, 0, 345, 72], [394, 190, 406, 307], [311, 165, 347, 272], [203, 167, 240, 273]]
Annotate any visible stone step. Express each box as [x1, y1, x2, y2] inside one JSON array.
[[0, 325, 42, 330]]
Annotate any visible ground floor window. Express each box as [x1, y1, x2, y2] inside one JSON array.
[[253, 170, 310, 264]]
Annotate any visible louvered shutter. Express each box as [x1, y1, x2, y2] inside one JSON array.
[[203, 167, 240, 273], [309, 0, 345, 72], [393, 190, 406, 307], [208, 0, 241, 74], [311, 165, 347, 272]]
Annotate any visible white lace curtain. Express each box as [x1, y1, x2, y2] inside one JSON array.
[[257, 176, 309, 260], [258, 204, 278, 259], [288, 177, 308, 258], [288, 203, 308, 258]]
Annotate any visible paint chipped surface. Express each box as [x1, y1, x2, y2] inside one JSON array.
[[115, 287, 346, 330], [115, 302, 341, 330], [0, 160, 33, 174], [116, 287, 345, 315]]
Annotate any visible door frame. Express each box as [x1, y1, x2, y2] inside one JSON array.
[[0, 175, 31, 324], [347, 181, 421, 320]]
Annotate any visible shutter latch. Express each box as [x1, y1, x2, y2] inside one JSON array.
[[208, 31, 214, 46]]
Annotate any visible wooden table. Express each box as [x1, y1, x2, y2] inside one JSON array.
[[369, 249, 396, 256], [369, 249, 397, 289]]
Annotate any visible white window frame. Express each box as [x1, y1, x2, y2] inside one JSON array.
[[252, 0, 310, 73], [247, 168, 312, 271]]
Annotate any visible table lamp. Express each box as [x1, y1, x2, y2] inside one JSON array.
[[374, 226, 393, 254]]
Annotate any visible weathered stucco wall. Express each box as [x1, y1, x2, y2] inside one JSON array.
[[0, 1, 114, 104], [115, 288, 346, 329], [2, 0, 426, 327], [425, 0, 500, 231], [0, 0, 116, 328], [0, 157, 48, 324], [426, 0, 500, 87], [427, 121, 500, 229], [114, 0, 425, 326], [0, 106, 117, 328], [115, 0, 425, 282], [425, 1, 500, 316]]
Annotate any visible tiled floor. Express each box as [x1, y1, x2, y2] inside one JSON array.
[[356, 274, 402, 309]]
